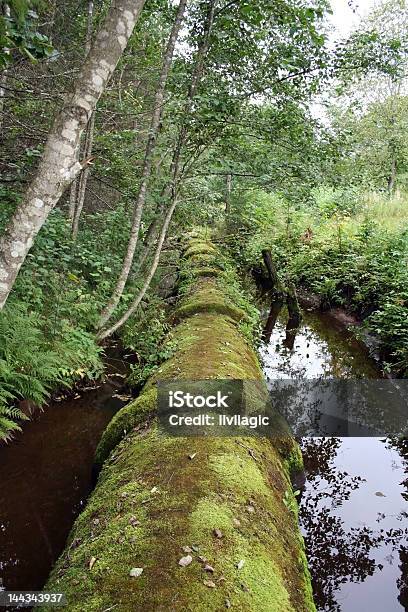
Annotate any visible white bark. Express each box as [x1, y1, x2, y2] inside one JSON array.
[[98, 0, 188, 329], [0, 4, 11, 134], [0, 0, 145, 309], [225, 172, 232, 213], [98, 194, 178, 340], [72, 110, 96, 239], [68, 177, 78, 222], [71, 0, 95, 238]]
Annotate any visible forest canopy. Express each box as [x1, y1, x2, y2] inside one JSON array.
[[0, 0, 407, 438]]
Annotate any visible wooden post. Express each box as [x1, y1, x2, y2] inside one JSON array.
[[261, 249, 285, 299], [284, 282, 302, 349]]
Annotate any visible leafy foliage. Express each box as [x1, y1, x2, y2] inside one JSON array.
[[122, 297, 175, 387], [0, 302, 103, 439], [0, 1, 54, 68], [1, 0, 408, 442]]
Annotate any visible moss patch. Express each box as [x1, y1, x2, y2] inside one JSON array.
[[44, 433, 314, 611], [184, 243, 217, 258], [42, 236, 315, 612], [189, 266, 221, 278], [94, 388, 157, 472], [174, 277, 247, 323]]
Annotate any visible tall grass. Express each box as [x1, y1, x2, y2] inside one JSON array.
[[357, 191, 408, 231]]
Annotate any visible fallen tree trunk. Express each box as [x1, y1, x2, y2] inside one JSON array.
[[42, 236, 314, 612]]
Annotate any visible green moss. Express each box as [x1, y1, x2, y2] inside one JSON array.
[[146, 312, 262, 386], [41, 236, 315, 612], [44, 432, 314, 611], [184, 243, 217, 258], [188, 252, 222, 266], [174, 278, 247, 323], [189, 266, 221, 278], [174, 299, 246, 322], [189, 499, 294, 611], [94, 388, 157, 472], [209, 451, 271, 501], [298, 545, 316, 612], [279, 438, 304, 479]]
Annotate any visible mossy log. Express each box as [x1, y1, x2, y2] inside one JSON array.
[[42, 236, 315, 612]]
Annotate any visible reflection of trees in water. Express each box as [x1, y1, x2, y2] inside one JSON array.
[[398, 546, 408, 610], [300, 438, 408, 612], [387, 438, 408, 502], [386, 437, 408, 610]]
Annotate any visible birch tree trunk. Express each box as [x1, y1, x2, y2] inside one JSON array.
[[71, 0, 96, 239], [388, 147, 397, 196], [98, 194, 179, 339], [0, 0, 145, 310], [0, 4, 10, 135], [98, 0, 188, 329], [71, 110, 96, 239], [97, 0, 217, 340], [225, 172, 232, 213], [69, 0, 95, 229]]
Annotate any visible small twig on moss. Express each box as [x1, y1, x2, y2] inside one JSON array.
[[235, 440, 261, 462]]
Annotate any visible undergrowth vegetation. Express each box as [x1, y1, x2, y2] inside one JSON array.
[[227, 189, 408, 376], [0, 203, 170, 439]]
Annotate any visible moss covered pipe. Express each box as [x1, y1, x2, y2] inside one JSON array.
[[42, 236, 315, 611]]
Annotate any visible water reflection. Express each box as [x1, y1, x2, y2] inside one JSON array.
[[260, 305, 408, 611], [387, 438, 408, 610], [300, 437, 408, 612], [262, 300, 284, 343]]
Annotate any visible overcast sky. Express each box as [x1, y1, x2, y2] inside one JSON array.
[[310, 1, 380, 121], [329, 0, 378, 38]]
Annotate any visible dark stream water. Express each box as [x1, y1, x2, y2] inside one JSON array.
[[260, 308, 408, 611], [0, 368, 129, 595]]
